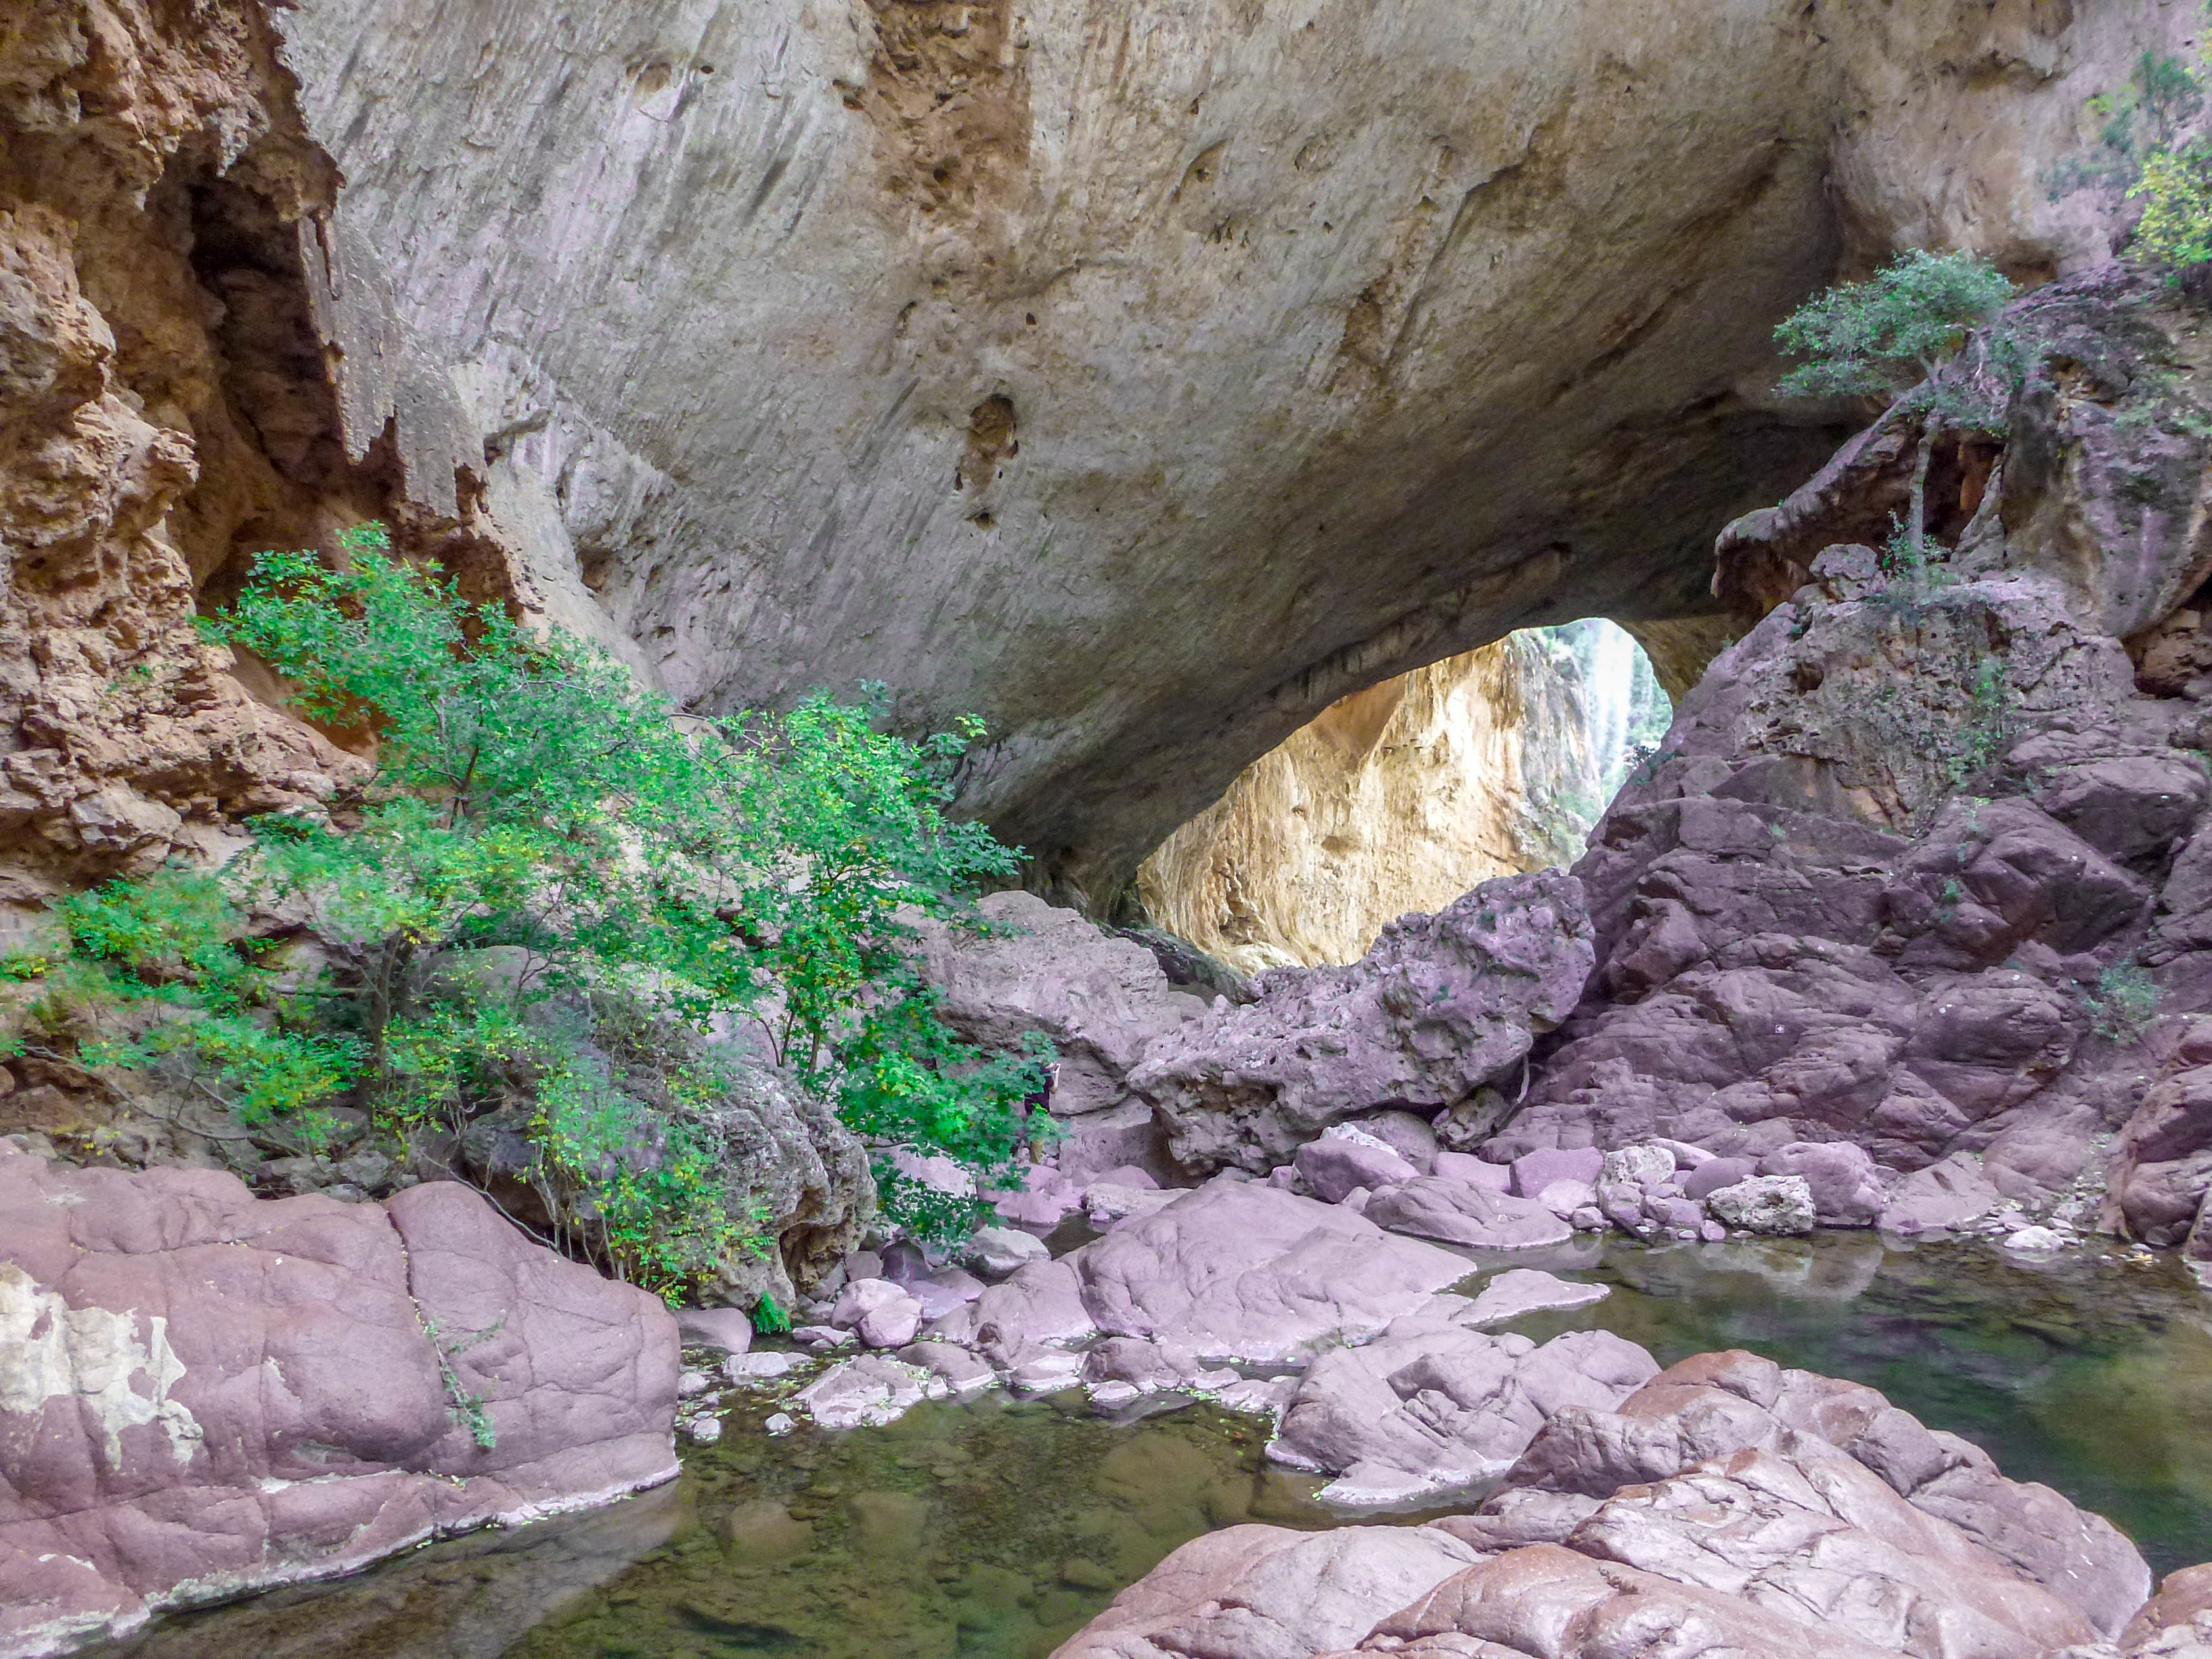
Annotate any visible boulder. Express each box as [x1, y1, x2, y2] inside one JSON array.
[[0, 1152, 678, 1658], [1271, 1314, 1658, 1504], [673, 1307, 754, 1357], [1757, 1141, 1888, 1225], [1349, 1110, 1440, 1174], [1878, 1151, 2004, 1235], [1460, 1269, 1610, 1327], [1061, 1347, 2158, 1659], [1432, 1151, 1511, 1191], [1511, 1146, 1603, 1198], [1294, 1130, 1420, 1204], [912, 890, 1208, 1115], [1704, 1174, 1816, 1235], [1363, 1177, 1573, 1250], [1051, 1524, 1480, 1659], [828, 1280, 925, 1349], [964, 1227, 1051, 1279], [1682, 1155, 1759, 1200], [1073, 1179, 1471, 1364], [1132, 871, 1593, 1175]]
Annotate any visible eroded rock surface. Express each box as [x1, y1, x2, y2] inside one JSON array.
[[1488, 268, 2212, 1243], [1134, 870, 1593, 1176], [1059, 1349, 2154, 1659], [266, 0, 2184, 900], [0, 1148, 678, 1657]]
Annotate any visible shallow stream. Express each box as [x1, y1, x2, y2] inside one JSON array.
[[88, 1233, 2212, 1659]]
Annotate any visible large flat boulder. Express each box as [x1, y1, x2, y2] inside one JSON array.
[[0, 1149, 678, 1656], [1071, 1180, 1474, 1364]]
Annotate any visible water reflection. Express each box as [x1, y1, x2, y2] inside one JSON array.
[[1515, 1232, 2212, 1574], [82, 1232, 2212, 1656]]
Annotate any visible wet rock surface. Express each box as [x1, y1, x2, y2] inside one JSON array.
[[0, 1147, 679, 1658]]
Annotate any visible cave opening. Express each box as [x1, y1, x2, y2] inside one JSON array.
[[1134, 621, 1671, 973]]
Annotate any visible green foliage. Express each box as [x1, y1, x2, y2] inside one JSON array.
[[2050, 39, 2212, 276], [2088, 964, 2162, 1044], [422, 1313, 504, 1450], [1774, 251, 2015, 401], [16, 523, 1050, 1295]]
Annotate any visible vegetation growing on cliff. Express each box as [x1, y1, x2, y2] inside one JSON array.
[[2049, 45, 2212, 276], [1774, 250, 2015, 573], [7, 526, 1046, 1296]]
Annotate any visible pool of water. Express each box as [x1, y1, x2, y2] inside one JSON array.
[[85, 1232, 2212, 1659]]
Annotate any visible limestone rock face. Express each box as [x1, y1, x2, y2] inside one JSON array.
[[264, 0, 2186, 899], [1132, 869, 1593, 1176], [1490, 268, 2212, 1233], [1136, 634, 1601, 975], [0, 1147, 678, 1658]]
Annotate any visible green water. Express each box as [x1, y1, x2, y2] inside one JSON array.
[[88, 1232, 2212, 1658]]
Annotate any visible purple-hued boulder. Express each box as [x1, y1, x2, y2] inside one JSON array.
[[1511, 1147, 1603, 1199], [0, 1149, 678, 1658]]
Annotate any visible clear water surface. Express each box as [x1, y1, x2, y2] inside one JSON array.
[[85, 1233, 2212, 1659]]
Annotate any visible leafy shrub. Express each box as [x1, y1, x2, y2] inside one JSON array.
[[2087, 964, 2162, 1044], [12, 525, 1048, 1297], [1774, 251, 2015, 569]]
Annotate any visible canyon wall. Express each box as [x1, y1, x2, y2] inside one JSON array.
[[262, 0, 2186, 903], [1136, 630, 1612, 973]]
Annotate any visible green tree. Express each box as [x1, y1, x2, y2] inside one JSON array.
[[11, 525, 1048, 1298], [1774, 249, 2015, 567]]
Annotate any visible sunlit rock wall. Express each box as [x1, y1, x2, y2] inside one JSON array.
[[1138, 624, 1664, 972]]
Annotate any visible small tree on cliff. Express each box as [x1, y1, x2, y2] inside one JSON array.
[[1774, 249, 2015, 565]]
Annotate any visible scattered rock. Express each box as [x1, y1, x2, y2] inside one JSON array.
[[1511, 1146, 1604, 1198], [965, 1226, 1052, 1279], [894, 1341, 996, 1394], [2006, 1225, 2068, 1252], [1704, 1174, 1816, 1235], [1431, 1151, 1510, 1190], [791, 1356, 943, 1429], [1363, 1176, 1573, 1250]]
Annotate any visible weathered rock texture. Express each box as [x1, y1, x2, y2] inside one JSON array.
[[1489, 267, 2212, 1240], [1136, 632, 1602, 974], [1058, 1349, 2155, 1659], [264, 0, 2189, 902], [0, 1147, 678, 1658], [1133, 869, 1592, 1176], [0, 0, 553, 928]]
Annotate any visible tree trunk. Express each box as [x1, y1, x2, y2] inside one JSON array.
[[1908, 417, 1935, 571]]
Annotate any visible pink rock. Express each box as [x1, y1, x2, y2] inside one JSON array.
[[1296, 1135, 1419, 1204], [1435, 1151, 1511, 1191], [1535, 1178, 1597, 1218], [1511, 1147, 1603, 1199], [0, 1151, 676, 1658], [1683, 1157, 1759, 1201], [1365, 1178, 1573, 1250]]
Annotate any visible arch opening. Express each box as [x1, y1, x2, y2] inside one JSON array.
[[1134, 621, 1668, 973]]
